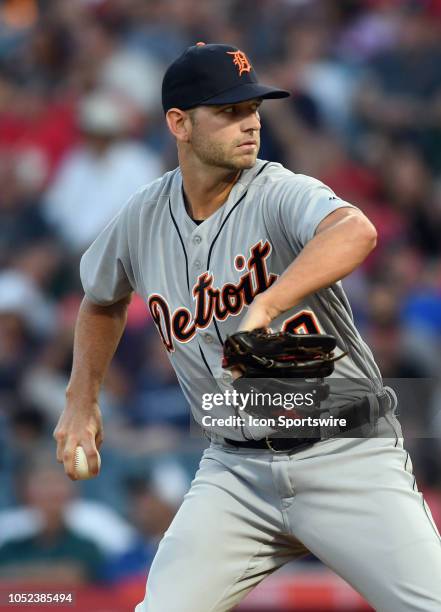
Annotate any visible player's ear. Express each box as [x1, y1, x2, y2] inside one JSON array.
[[166, 108, 193, 143]]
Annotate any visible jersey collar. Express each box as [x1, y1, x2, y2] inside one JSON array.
[[169, 159, 270, 235]]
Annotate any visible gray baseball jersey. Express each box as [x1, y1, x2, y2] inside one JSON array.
[[80, 159, 441, 612], [80, 159, 381, 440]]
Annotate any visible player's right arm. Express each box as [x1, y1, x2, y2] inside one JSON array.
[[53, 293, 131, 480], [52, 189, 143, 479]]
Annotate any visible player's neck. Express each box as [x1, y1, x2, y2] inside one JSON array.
[[180, 162, 241, 221]]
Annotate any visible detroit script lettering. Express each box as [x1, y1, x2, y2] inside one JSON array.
[[148, 240, 278, 352]]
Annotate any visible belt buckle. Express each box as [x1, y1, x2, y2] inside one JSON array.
[[265, 436, 296, 454]]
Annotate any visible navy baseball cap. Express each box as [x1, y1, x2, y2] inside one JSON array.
[[162, 42, 290, 113]]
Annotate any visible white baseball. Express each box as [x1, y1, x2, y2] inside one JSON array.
[[73, 446, 101, 480]]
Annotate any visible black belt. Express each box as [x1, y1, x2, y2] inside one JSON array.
[[224, 391, 392, 454]]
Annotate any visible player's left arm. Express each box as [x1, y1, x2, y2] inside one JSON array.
[[240, 207, 376, 331]]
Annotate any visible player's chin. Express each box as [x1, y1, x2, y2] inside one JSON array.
[[233, 150, 258, 169]]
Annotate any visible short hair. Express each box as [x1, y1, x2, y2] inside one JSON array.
[[187, 107, 198, 125]]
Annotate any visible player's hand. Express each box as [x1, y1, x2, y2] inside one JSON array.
[[53, 399, 103, 480], [239, 293, 281, 332], [227, 294, 281, 380]]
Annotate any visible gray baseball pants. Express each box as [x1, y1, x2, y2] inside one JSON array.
[[135, 415, 441, 611]]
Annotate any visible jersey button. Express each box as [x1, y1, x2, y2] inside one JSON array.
[[202, 332, 214, 344], [194, 259, 202, 269], [193, 235, 202, 245]]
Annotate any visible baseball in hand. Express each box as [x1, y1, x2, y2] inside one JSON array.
[[73, 446, 101, 480]]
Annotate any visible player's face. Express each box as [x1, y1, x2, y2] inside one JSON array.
[[188, 99, 262, 170]]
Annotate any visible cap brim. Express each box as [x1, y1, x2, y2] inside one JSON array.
[[199, 82, 290, 106]]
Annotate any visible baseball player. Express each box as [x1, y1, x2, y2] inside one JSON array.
[[54, 43, 441, 611]]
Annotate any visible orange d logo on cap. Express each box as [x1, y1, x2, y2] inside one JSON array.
[[226, 50, 252, 76]]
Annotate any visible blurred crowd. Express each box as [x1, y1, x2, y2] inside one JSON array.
[[1, 0, 441, 589]]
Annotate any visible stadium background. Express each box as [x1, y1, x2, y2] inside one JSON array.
[[0, 0, 441, 610]]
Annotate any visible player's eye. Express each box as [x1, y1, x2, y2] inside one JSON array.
[[222, 107, 234, 113]]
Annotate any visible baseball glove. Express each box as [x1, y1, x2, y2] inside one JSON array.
[[223, 328, 340, 378], [222, 329, 344, 422]]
